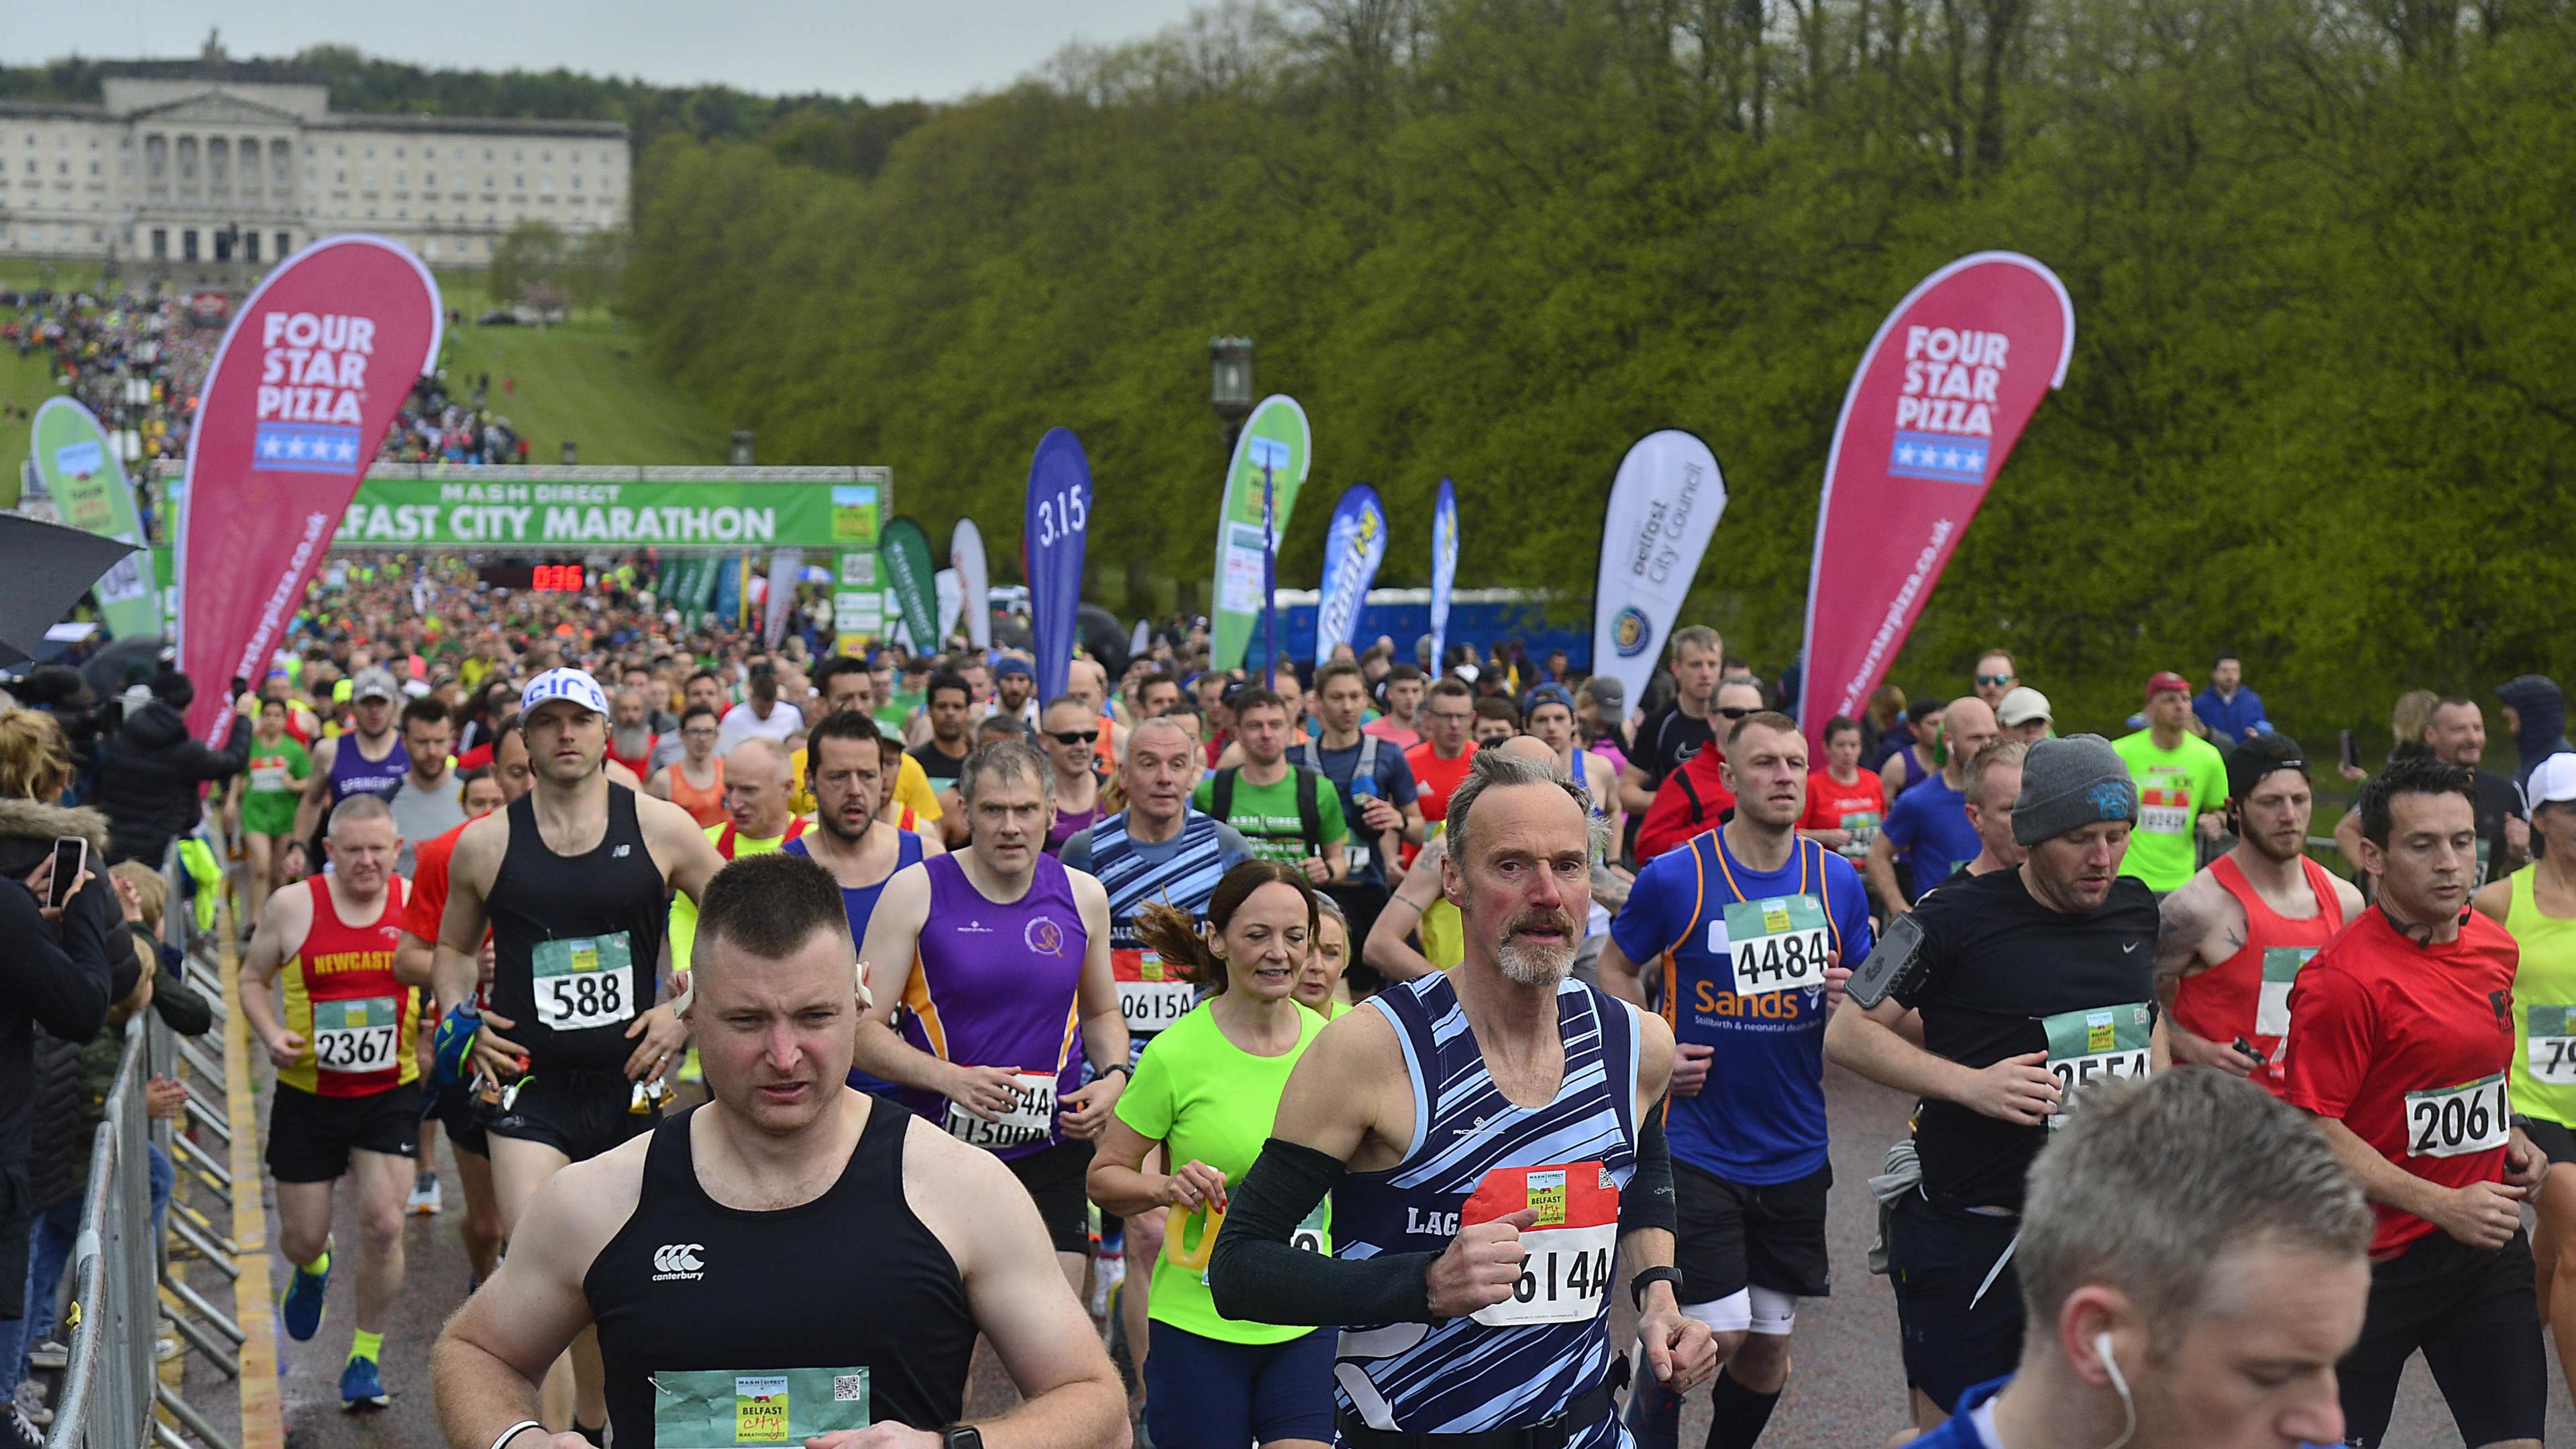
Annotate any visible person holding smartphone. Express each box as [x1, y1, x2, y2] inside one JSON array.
[[0, 708, 126, 1449]]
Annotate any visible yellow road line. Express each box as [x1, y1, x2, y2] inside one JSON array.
[[219, 890, 286, 1449]]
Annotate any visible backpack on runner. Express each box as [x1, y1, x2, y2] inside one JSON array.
[[1210, 763, 1327, 859]]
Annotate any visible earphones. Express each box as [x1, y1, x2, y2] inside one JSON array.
[[2093, 1330, 2138, 1449]]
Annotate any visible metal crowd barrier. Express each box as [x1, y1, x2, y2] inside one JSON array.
[[44, 839, 239, 1449]]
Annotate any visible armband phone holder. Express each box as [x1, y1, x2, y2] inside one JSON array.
[[1846, 911, 1925, 1009]]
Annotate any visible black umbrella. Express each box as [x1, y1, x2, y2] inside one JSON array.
[[0, 513, 144, 666]]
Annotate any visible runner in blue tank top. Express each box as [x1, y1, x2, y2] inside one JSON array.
[[1208, 747, 1720, 1449], [1599, 711, 1870, 1449], [782, 712, 936, 1096], [286, 665, 413, 876], [853, 739, 1128, 1294]]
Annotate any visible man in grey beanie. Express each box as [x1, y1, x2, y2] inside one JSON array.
[[1825, 733, 2164, 1432]]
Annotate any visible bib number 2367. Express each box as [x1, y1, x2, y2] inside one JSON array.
[[1460, 1162, 1619, 1327], [532, 933, 634, 1030], [2407, 1074, 2510, 1159]]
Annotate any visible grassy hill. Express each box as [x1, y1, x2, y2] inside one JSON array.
[[435, 314, 730, 466], [4, 258, 730, 468]]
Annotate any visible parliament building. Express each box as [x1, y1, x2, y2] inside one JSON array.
[[0, 36, 628, 276]]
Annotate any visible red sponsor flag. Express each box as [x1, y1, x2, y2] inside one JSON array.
[[1795, 253, 2073, 751], [176, 236, 441, 743]]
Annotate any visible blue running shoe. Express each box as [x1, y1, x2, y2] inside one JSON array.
[[339, 1355, 389, 1411], [279, 1252, 330, 1342]]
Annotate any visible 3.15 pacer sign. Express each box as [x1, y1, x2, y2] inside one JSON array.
[[1795, 253, 2074, 755], [178, 235, 440, 744]]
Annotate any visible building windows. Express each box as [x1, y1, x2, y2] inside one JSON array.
[[276, 230, 290, 256], [150, 227, 166, 259], [246, 231, 260, 262], [178, 136, 197, 178], [182, 228, 198, 260]]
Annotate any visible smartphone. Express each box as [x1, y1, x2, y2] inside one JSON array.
[[2338, 729, 2359, 773], [46, 836, 86, 910]]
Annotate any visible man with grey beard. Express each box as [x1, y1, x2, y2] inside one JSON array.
[[1209, 749, 1717, 1447], [604, 688, 657, 781]]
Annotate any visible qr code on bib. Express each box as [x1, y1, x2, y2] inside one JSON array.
[[835, 1375, 865, 1402]]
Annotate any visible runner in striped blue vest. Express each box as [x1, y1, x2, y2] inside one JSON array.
[[1208, 745, 1719, 1449]]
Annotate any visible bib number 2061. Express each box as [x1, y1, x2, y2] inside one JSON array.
[[2406, 1074, 2510, 1159]]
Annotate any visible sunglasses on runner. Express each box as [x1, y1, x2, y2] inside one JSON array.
[[1976, 673, 2015, 687], [1049, 730, 1101, 745], [1715, 706, 1753, 720]]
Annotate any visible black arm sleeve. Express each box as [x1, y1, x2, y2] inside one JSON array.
[[1208, 1137, 1436, 1327], [0, 881, 112, 1044], [1620, 1104, 1675, 1238]]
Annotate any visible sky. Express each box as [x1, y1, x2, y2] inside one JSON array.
[[5, 0, 1211, 103]]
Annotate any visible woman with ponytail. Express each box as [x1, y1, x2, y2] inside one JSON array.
[[1086, 859, 1338, 1449]]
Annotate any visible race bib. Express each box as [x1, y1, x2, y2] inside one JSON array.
[[2138, 800, 2189, 835], [1462, 1162, 1619, 1327], [2529, 1007, 2576, 1085], [2406, 1073, 2510, 1158], [1345, 841, 1375, 875], [1837, 811, 1880, 858], [312, 996, 399, 1074], [1290, 1199, 1330, 1256], [250, 759, 292, 793], [1113, 949, 1195, 1034], [2255, 948, 2316, 1038], [1717, 896, 1829, 997], [650, 1368, 869, 1446], [945, 1071, 1059, 1151], [2041, 1003, 2154, 1130], [531, 933, 635, 1030]]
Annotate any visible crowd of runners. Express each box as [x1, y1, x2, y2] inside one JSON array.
[[7, 561, 2576, 1449]]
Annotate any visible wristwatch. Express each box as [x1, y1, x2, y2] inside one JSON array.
[[1629, 1266, 1684, 1311], [943, 1426, 984, 1449]]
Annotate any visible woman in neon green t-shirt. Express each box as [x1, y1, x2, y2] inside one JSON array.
[[1086, 860, 1336, 1449]]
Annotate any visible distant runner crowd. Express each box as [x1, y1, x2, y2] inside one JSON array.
[[3, 555, 2576, 1449]]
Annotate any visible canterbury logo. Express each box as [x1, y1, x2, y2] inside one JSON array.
[[651, 1243, 704, 1278]]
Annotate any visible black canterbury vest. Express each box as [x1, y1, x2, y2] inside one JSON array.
[[586, 1101, 976, 1443]]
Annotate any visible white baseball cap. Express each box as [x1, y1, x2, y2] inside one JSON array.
[[521, 667, 610, 719], [2530, 753, 2576, 808], [1996, 686, 2053, 729]]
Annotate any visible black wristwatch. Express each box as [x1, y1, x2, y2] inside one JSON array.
[[1097, 1063, 1132, 1082], [1629, 1266, 1684, 1311], [943, 1426, 984, 1449]]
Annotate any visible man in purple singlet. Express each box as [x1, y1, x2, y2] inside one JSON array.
[[855, 738, 1128, 1293]]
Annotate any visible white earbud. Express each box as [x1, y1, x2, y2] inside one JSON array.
[[2093, 1330, 2137, 1449]]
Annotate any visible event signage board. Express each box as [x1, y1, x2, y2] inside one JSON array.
[[1794, 252, 2075, 749], [176, 235, 441, 744], [1209, 395, 1311, 672], [327, 472, 875, 549], [1589, 431, 1727, 707], [1313, 484, 1389, 663], [1024, 427, 1093, 704], [32, 396, 161, 641]]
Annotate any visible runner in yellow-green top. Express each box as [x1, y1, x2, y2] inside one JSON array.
[[2110, 671, 2231, 892], [1086, 859, 1338, 1449], [237, 695, 313, 923], [2473, 750, 2576, 1398], [1298, 895, 1356, 1020]]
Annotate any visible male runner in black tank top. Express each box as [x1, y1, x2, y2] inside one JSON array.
[[431, 667, 727, 1437], [431, 853, 1126, 1449]]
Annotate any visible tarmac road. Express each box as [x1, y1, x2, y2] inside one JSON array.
[[199, 1062, 2569, 1447]]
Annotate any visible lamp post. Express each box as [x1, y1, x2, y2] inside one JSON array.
[[1208, 337, 1276, 678]]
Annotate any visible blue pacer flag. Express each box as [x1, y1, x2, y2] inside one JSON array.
[[1429, 477, 1459, 671], [1313, 483, 1389, 663], [1024, 427, 1093, 703]]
